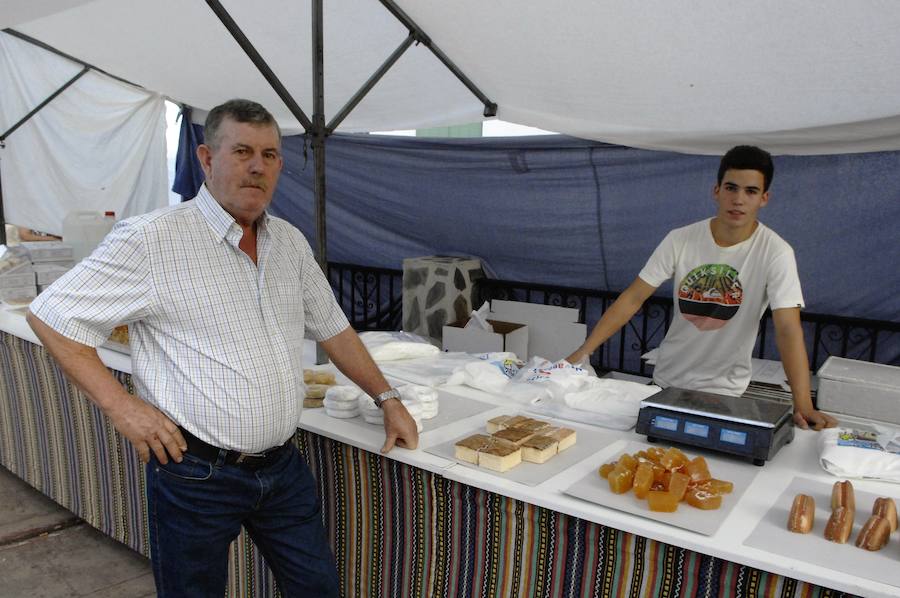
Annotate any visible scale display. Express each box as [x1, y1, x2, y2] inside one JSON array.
[[636, 387, 794, 465]]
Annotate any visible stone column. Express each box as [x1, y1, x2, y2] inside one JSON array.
[[402, 256, 484, 342]]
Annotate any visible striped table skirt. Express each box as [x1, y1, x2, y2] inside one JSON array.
[[0, 331, 856, 598]]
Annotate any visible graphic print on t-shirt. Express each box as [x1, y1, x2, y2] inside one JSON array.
[[677, 264, 742, 331]]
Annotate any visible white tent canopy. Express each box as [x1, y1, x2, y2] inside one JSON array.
[[0, 31, 167, 236], [4, 0, 900, 156]]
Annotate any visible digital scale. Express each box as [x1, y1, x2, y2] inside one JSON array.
[[636, 387, 794, 465]]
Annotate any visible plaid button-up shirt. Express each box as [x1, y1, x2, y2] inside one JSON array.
[[31, 185, 348, 452]]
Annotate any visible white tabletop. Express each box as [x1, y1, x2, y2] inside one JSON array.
[[299, 364, 900, 598], [1, 309, 896, 597]]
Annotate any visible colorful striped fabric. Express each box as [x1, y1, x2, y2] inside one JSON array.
[[0, 331, 858, 598]]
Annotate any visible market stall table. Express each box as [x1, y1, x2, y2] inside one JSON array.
[[1, 306, 895, 597]]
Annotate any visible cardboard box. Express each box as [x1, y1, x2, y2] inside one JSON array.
[[442, 318, 528, 358], [817, 356, 900, 425], [489, 300, 587, 361]]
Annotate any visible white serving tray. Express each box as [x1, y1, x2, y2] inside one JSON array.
[[744, 476, 900, 586], [564, 440, 759, 536], [426, 416, 618, 486]]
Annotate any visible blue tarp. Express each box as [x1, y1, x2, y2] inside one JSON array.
[[172, 107, 205, 202], [175, 132, 900, 324]]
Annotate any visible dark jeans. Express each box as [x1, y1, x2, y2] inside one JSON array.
[[146, 442, 339, 598]]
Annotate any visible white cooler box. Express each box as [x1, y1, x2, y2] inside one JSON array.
[[817, 356, 900, 425]]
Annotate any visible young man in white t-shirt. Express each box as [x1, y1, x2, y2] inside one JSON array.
[[567, 146, 837, 430]]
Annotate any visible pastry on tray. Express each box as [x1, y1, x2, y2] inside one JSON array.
[[521, 434, 558, 464], [304, 369, 336, 385], [492, 427, 535, 446], [787, 494, 815, 533], [454, 434, 521, 472]]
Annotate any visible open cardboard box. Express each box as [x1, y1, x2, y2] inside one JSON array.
[[489, 300, 586, 361], [442, 317, 528, 358]]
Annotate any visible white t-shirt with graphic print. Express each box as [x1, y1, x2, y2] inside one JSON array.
[[638, 218, 804, 397]]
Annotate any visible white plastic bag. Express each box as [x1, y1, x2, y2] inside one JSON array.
[[445, 352, 523, 394], [513, 357, 660, 430], [358, 331, 440, 362], [511, 357, 593, 400]]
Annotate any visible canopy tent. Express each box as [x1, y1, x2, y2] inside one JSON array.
[[4, 0, 900, 155], [0, 31, 167, 238]]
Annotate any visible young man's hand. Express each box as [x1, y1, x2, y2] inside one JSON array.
[[380, 399, 419, 453], [793, 407, 838, 431]]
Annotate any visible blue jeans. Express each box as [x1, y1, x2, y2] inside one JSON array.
[[146, 442, 339, 598]]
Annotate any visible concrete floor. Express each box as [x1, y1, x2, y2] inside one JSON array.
[[0, 465, 156, 598]]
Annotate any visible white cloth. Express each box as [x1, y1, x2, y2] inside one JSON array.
[[639, 218, 803, 397], [30, 185, 349, 453], [818, 426, 900, 483], [0, 33, 168, 237], [377, 351, 478, 387], [8, 7, 900, 155], [564, 378, 662, 415]]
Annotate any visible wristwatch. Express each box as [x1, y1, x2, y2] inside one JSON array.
[[373, 388, 401, 409]]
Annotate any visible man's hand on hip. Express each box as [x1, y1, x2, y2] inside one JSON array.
[[106, 394, 187, 464], [380, 399, 418, 453]]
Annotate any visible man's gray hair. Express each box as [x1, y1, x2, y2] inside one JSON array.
[[204, 99, 282, 150]]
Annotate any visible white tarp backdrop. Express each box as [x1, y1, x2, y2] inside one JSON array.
[[0, 32, 167, 235], [3, 0, 900, 155]]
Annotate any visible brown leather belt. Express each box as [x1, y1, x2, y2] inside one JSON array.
[[178, 426, 290, 471]]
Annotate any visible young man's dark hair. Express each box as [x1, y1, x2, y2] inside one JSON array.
[[717, 145, 774, 191]]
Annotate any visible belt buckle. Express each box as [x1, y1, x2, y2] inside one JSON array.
[[235, 451, 265, 464]]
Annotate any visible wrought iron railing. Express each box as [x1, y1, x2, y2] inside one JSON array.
[[327, 262, 403, 331], [325, 262, 900, 375], [473, 278, 900, 375]]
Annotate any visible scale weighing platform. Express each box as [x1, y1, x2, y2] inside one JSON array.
[[636, 387, 794, 465]]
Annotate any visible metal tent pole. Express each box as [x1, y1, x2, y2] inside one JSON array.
[[204, 0, 498, 272], [311, 0, 327, 271], [378, 0, 497, 117]]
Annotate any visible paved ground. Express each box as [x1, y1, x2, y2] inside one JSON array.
[[0, 465, 155, 598]]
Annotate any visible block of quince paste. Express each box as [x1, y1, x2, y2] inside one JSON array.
[[486, 415, 513, 434], [502, 415, 531, 429], [548, 428, 576, 451], [477, 438, 522, 472], [455, 434, 492, 464], [521, 435, 558, 464], [510, 418, 552, 434], [492, 427, 535, 446]]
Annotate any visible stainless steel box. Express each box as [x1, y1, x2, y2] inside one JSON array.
[[817, 356, 900, 425]]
